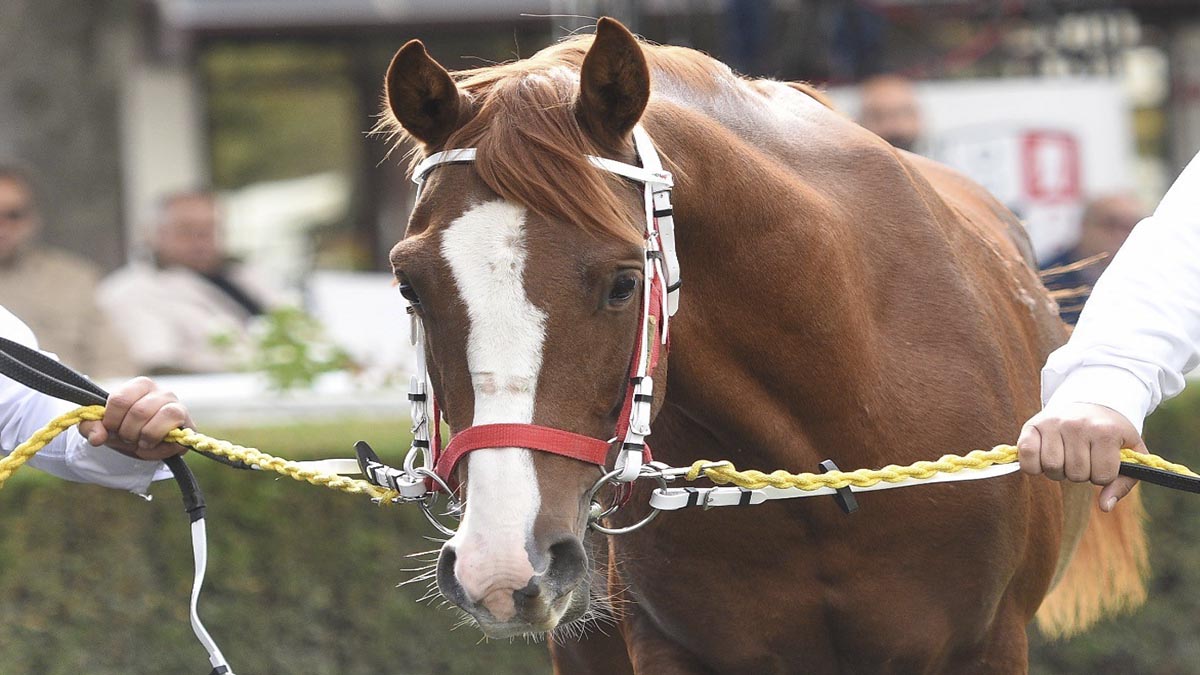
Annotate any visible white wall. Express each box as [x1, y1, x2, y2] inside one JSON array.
[[118, 64, 206, 257]]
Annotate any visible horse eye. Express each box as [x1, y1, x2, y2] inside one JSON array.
[[608, 276, 638, 303], [398, 278, 420, 306]]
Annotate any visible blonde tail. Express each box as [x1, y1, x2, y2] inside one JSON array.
[[1035, 486, 1149, 637]]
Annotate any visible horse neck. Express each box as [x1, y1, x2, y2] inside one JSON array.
[[643, 90, 1036, 473], [647, 124, 888, 467]]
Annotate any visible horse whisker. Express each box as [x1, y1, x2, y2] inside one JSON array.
[[400, 566, 439, 583]]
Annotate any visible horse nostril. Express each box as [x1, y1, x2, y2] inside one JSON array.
[[514, 580, 542, 600], [436, 546, 468, 607], [543, 536, 587, 594]]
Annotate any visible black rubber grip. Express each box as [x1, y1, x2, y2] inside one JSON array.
[[1119, 462, 1200, 494]]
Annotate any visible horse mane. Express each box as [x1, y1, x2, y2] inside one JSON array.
[[376, 33, 830, 242]]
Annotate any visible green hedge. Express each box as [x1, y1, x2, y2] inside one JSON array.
[[0, 418, 550, 675], [2, 390, 1199, 673]]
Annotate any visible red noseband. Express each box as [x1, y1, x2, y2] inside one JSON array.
[[435, 424, 648, 483]]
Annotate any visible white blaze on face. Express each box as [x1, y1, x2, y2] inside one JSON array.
[[440, 200, 546, 620]]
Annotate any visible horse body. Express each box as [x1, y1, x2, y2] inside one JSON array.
[[380, 19, 1144, 674], [590, 61, 1070, 674]]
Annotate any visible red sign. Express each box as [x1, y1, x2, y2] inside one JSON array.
[[1021, 131, 1081, 203]]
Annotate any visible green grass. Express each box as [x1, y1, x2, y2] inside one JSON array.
[[202, 416, 414, 460]]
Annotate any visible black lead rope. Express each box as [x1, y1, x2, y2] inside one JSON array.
[[0, 336, 233, 674], [1118, 462, 1200, 494]]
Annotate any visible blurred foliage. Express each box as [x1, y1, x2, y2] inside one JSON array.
[[203, 43, 360, 190], [213, 307, 356, 392], [2, 388, 1199, 672], [249, 307, 355, 392]]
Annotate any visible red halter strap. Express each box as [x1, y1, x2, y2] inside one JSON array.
[[436, 425, 613, 480]]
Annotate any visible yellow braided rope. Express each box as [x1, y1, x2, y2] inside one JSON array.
[[0, 405, 400, 502], [0, 407, 104, 489], [4, 407, 1197, 500], [685, 444, 1199, 491]]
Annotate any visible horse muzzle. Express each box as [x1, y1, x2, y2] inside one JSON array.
[[436, 534, 589, 637]]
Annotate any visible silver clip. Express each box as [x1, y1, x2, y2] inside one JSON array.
[[628, 376, 653, 437]]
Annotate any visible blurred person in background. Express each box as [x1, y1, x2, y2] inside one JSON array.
[[98, 190, 284, 374], [2, 304, 185, 494], [858, 74, 924, 153], [0, 165, 133, 378], [1039, 192, 1145, 325]]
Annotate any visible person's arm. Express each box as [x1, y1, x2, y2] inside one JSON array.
[[0, 373, 177, 493], [1019, 151, 1200, 509], [0, 307, 183, 493]]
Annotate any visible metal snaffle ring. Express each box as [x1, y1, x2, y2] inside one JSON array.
[[412, 467, 460, 537], [586, 467, 667, 535]]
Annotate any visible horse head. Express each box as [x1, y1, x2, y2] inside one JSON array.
[[383, 18, 664, 638]]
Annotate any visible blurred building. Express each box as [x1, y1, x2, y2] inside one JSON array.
[[3, 0, 1200, 274]]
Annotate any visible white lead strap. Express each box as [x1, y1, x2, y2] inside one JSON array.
[[648, 462, 1022, 510], [189, 518, 234, 674]]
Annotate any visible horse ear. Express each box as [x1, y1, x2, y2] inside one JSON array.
[[385, 40, 465, 148], [577, 17, 651, 146]]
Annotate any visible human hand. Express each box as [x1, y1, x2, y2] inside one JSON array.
[[1018, 402, 1141, 512], [77, 376, 192, 461]]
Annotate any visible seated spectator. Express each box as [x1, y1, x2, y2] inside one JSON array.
[[98, 190, 284, 374], [0, 165, 133, 377], [1040, 192, 1145, 325], [858, 74, 924, 154]]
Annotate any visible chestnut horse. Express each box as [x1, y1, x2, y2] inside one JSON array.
[[379, 18, 1147, 674]]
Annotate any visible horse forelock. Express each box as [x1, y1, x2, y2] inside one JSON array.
[[375, 38, 629, 244], [377, 33, 775, 246]]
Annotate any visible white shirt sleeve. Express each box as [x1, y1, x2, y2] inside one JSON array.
[[1041, 151, 1200, 433], [0, 306, 170, 493]]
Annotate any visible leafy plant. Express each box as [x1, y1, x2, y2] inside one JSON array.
[[214, 307, 356, 391]]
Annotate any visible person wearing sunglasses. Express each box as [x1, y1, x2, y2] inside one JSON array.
[[0, 165, 132, 378]]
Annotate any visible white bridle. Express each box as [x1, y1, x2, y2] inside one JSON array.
[[403, 126, 680, 487]]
